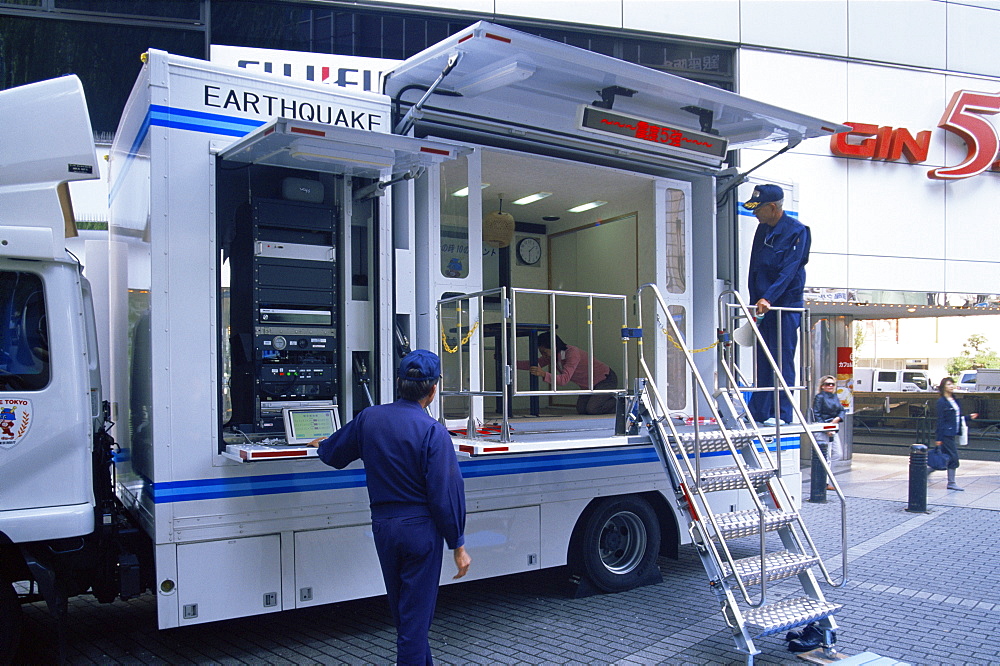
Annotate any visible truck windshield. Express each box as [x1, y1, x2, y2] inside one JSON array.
[[0, 271, 49, 391]]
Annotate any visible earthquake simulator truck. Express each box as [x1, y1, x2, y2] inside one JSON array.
[[1, 22, 851, 664]]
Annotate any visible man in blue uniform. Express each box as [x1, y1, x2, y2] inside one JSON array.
[[743, 184, 811, 425], [311, 349, 470, 665]]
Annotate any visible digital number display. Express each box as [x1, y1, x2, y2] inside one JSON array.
[[580, 106, 728, 158]]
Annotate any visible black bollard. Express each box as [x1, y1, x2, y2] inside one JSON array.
[[906, 443, 929, 513], [808, 439, 829, 503]]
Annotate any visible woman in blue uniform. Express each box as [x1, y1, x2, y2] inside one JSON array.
[[312, 350, 471, 665]]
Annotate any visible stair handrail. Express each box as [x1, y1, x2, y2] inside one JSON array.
[[717, 290, 848, 587], [635, 283, 771, 607]]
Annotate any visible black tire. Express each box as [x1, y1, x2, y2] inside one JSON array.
[[0, 580, 21, 665], [574, 495, 661, 593]]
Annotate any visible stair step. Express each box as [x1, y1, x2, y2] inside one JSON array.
[[672, 429, 759, 454], [697, 466, 775, 492], [721, 550, 819, 586], [743, 596, 841, 637], [713, 508, 796, 539]]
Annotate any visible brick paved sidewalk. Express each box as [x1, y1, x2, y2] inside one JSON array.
[[14, 485, 1000, 664]]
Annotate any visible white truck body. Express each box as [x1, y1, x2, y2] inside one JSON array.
[[1, 22, 845, 640], [853, 367, 933, 392], [975, 369, 1000, 392]]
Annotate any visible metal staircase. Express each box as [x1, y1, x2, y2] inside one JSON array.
[[630, 284, 847, 664]]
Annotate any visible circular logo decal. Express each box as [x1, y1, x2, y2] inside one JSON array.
[[0, 398, 32, 449]]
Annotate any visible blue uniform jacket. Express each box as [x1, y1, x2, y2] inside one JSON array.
[[748, 212, 811, 307], [318, 399, 466, 549], [934, 396, 964, 440]]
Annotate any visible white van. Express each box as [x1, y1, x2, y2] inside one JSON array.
[[853, 368, 933, 392]]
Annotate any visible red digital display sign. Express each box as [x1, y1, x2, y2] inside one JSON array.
[[580, 106, 728, 159]]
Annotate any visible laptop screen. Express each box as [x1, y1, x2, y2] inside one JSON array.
[[283, 407, 341, 445]]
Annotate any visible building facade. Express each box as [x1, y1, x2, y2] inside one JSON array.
[[4, 0, 1000, 379]]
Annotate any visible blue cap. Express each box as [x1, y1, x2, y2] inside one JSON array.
[[398, 349, 442, 382], [742, 184, 784, 210]]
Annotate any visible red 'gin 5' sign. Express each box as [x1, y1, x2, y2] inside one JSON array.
[[929, 89, 1000, 180]]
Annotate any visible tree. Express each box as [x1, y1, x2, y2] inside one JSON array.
[[946, 334, 1000, 377]]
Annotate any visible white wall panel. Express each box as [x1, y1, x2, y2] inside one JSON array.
[[942, 175, 1000, 262], [848, 0, 945, 70], [805, 252, 849, 291], [739, 50, 848, 158], [848, 255, 945, 291], [947, 3, 1000, 77], [945, 260, 1000, 294], [495, 0, 622, 27], [740, 149, 850, 254], [623, 0, 740, 42], [845, 62, 948, 167], [948, 0, 1000, 11], [845, 159, 945, 260], [741, 0, 847, 56]]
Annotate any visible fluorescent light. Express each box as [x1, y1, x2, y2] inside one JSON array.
[[452, 183, 490, 197], [455, 61, 536, 97], [567, 200, 608, 213], [512, 192, 552, 205]]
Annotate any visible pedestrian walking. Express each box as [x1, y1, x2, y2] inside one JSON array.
[[933, 376, 976, 491]]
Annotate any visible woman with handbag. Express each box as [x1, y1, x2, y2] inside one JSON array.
[[812, 375, 845, 491], [933, 377, 976, 491]]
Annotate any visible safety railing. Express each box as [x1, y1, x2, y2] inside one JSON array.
[[436, 287, 629, 442], [635, 282, 773, 608], [718, 290, 848, 588]]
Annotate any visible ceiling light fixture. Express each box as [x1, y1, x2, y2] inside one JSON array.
[[452, 183, 490, 197], [567, 200, 608, 213], [512, 192, 552, 205]]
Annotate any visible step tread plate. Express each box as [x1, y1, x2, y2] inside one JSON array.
[[698, 466, 775, 492], [743, 596, 841, 637], [713, 508, 796, 539], [721, 550, 819, 585]]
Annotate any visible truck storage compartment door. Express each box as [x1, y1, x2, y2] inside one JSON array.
[[384, 21, 849, 172]]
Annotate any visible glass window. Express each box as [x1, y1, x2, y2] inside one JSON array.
[[667, 305, 687, 410], [0, 271, 50, 391], [53, 0, 202, 20], [0, 15, 203, 134], [664, 188, 686, 294], [440, 154, 470, 279], [903, 372, 927, 390]]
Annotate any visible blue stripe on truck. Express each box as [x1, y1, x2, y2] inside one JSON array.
[[147, 439, 798, 504]]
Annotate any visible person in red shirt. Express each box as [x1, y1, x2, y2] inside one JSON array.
[[518, 332, 618, 414]]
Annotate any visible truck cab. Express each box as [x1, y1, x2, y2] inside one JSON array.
[[0, 75, 110, 657]]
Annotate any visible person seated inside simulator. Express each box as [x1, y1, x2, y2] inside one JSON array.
[[517, 332, 617, 415]]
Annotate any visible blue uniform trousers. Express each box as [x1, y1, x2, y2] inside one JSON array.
[[749, 309, 801, 424], [372, 511, 443, 666]]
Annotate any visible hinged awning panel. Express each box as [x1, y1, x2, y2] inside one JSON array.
[[220, 118, 465, 176], [384, 22, 849, 169]]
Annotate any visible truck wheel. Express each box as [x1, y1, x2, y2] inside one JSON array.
[[575, 495, 661, 593], [0, 581, 21, 664]]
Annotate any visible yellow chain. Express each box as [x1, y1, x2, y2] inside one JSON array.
[[661, 326, 718, 353], [440, 319, 480, 353]]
